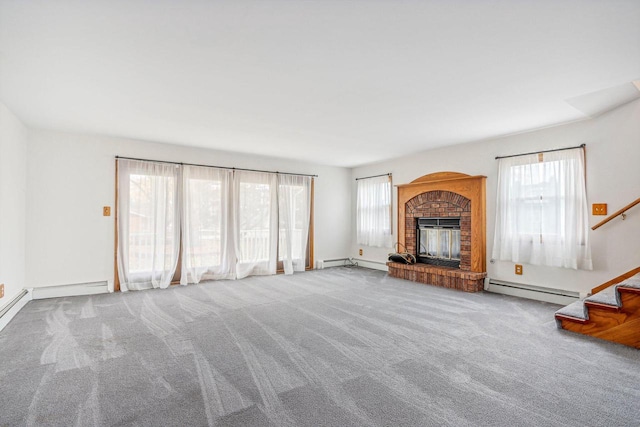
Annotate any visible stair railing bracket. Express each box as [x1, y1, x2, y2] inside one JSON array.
[[591, 197, 639, 230]]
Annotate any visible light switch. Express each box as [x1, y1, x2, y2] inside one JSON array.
[[103, 206, 111, 216]]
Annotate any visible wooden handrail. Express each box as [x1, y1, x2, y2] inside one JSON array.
[[592, 197, 640, 230], [591, 266, 640, 294]]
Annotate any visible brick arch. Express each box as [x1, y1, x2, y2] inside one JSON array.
[[406, 190, 470, 213], [404, 190, 472, 271]]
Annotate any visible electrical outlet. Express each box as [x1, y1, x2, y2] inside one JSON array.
[[0, 283, 4, 298], [359, 248, 363, 256], [592, 203, 607, 216], [103, 206, 111, 216], [515, 264, 523, 275]]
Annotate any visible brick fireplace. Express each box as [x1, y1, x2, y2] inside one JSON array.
[[387, 172, 487, 292]]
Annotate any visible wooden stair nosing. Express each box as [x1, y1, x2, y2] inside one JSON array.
[[584, 300, 621, 312], [555, 313, 588, 324], [618, 286, 640, 295]]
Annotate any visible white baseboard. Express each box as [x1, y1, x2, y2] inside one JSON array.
[[31, 281, 109, 300], [316, 258, 348, 269], [316, 258, 388, 272], [486, 279, 580, 305], [351, 258, 388, 272], [0, 289, 32, 332]]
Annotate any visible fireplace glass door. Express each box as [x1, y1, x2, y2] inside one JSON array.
[[417, 217, 461, 268]]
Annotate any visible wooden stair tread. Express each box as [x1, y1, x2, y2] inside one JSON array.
[[619, 286, 640, 295], [555, 299, 587, 320], [555, 313, 588, 324], [584, 300, 620, 311]]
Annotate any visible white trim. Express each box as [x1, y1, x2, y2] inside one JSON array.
[[0, 289, 32, 333], [316, 258, 388, 271], [351, 258, 389, 272], [31, 281, 109, 300], [317, 259, 349, 269]]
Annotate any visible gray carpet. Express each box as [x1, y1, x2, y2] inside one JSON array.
[[1, 267, 639, 427]]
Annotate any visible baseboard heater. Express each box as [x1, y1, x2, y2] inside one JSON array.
[[32, 280, 109, 300], [486, 279, 580, 305], [0, 289, 30, 332], [316, 258, 348, 269], [352, 258, 388, 271], [0, 289, 29, 320]]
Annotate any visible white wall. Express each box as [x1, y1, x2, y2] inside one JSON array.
[[26, 130, 352, 289], [19, 99, 640, 295], [0, 102, 27, 305], [352, 99, 640, 294]]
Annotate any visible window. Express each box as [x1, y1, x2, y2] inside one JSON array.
[[235, 171, 278, 279], [116, 159, 314, 291], [491, 148, 592, 270], [356, 174, 392, 248], [278, 174, 312, 274], [181, 166, 234, 283], [116, 160, 180, 291]]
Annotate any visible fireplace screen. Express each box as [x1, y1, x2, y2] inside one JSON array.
[[417, 217, 461, 268]]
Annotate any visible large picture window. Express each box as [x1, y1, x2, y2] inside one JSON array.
[[116, 159, 313, 291], [491, 147, 592, 270]]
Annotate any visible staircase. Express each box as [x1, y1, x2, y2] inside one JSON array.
[[555, 271, 640, 349]]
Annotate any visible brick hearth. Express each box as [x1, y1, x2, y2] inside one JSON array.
[[387, 262, 486, 292]]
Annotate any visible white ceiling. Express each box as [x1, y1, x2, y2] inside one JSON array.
[[1, 1, 639, 167]]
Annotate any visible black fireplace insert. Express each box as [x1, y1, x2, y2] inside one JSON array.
[[416, 217, 461, 268]]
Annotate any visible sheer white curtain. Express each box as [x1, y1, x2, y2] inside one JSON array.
[[356, 175, 393, 248], [181, 165, 234, 284], [117, 159, 181, 291], [492, 148, 592, 270], [278, 175, 312, 275], [234, 171, 278, 279]]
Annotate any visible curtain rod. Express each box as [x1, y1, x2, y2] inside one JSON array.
[[495, 144, 585, 160], [355, 173, 392, 181], [115, 156, 318, 178]]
